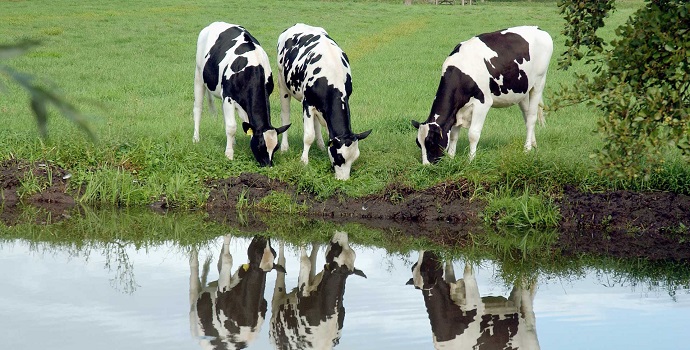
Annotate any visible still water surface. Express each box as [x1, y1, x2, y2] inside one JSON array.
[[1, 234, 689, 350]]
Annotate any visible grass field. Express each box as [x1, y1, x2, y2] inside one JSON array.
[[1, 0, 687, 213]]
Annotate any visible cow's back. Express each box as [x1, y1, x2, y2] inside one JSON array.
[[277, 23, 351, 101], [444, 26, 552, 107], [196, 22, 272, 95]]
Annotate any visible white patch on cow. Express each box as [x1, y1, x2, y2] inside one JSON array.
[[262, 129, 279, 161], [329, 231, 356, 270], [417, 123, 431, 165], [330, 140, 360, 180]]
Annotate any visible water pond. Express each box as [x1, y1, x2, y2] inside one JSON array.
[[1, 210, 689, 350]]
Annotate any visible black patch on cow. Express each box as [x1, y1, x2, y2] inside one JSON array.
[[230, 56, 248, 73], [478, 31, 531, 96], [341, 51, 350, 68], [326, 241, 344, 263], [196, 292, 221, 339], [413, 251, 478, 343], [449, 42, 462, 56], [234, 42, 255, 55], [221, 63, 275, 166], [304, 77, 352, 137], [313, 67, 321, 75], [203, 26, 244, 91], [475, 313, 519, 349], [423, 65, 484, 162], [266, 72, 274, 96], [425, 124, 447, 164], [329, 141, 347, 167]]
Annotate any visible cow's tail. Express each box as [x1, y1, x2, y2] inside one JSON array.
[[537, 98, 546, 127]]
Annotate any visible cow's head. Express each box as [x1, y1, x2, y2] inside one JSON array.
[[324, 231, 367, 278], [243, 122, 291, 167], [328, 130, 372, 181], [412, 121, 448, 165], [245, 236, 286, 273], [407, 250, 443, 290]]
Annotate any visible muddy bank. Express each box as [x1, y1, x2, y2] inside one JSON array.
[[2, 160, 690, 260]]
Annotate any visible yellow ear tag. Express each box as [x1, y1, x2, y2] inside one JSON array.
[[242, 263, 249, 271], [246, 129, 254, 136], [328, 140, 333, 147], [324, 263, 330, 271]]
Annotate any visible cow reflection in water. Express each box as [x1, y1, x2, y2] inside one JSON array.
[[270, 231, 366, 349], [407, 251, 540, 350], [189, 235, 284, 349]]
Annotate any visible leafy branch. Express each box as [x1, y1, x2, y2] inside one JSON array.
[[0, 39, 94, 140]]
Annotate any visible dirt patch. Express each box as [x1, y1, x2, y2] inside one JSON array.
[[2, 161, 689, 260], [0, 159, 76, 225], [557, 186, 690, 261]]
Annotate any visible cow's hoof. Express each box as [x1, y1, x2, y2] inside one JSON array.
[[225, 151, 234, 160], [193, 136, 200, 143], [300, 156, 309, 164]]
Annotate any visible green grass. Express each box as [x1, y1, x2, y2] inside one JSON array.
[[1, 0, 687, 216]]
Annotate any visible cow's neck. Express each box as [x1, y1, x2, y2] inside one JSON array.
[[222, 66, 272, 131], [422, 280, 477, 343], [427, 65, 486, 133], [323, 97, 352, 139]]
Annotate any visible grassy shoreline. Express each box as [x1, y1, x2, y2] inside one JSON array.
[[1, 0, 687, 227]]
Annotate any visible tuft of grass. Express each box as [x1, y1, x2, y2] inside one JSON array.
[[483, 185, 561, 229], [255, 192, 308, 214]]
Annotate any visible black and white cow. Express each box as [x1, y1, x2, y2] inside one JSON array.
[[412, 26, 553, 164], [189, 235, 285, 350], [407, 251, 540, 350], [277, 23, 372, 180], [193, 22, 290, 167], [270, 231, 366, 349]]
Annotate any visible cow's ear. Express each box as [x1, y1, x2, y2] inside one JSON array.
[[355, 129, 372, 140], [275, 123, 291, 135], [242, 122, 254, 136], [406, 278, 414, 285], [273, 263, 286, 274], [353, 268, 367, 278], [411, 120, 421, 129]]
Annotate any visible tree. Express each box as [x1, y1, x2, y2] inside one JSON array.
[[0, 40, 93, 140], [556, 0, 689, 179]]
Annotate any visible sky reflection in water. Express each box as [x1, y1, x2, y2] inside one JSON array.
[[1, 235, 689, 350]]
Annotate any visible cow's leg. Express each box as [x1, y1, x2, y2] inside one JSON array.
[[308, 243, 320, 283], [189, 248, 200, 308], [278, 73, 291, 152], [519, 279, 540, 349], [444, 261, 456, 283], [298, 246, 312, 295], [222, 101, 238, 160], [301, 104, 316, 164], [272, 242, 287, 305], [447, 125, 461, 158], [206, 90, 217, 117], [462, 263, 481, 309], [524, 79, 546, 151], [467, 104, 491, 161], [314, 114, 326, 151], [217, 235, 234, 291], [192, 68, 205, 143]]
